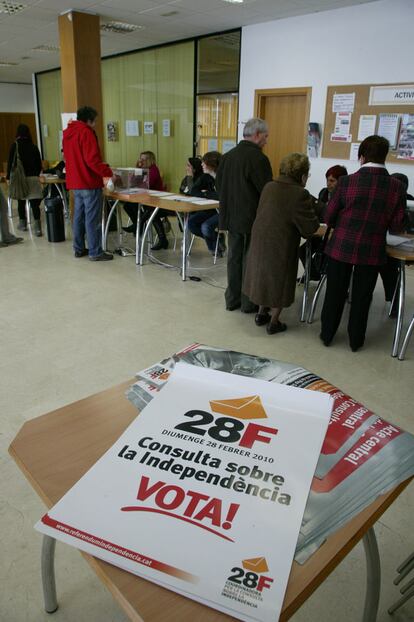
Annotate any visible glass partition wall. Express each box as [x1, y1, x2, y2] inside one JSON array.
[[35, 29, 240, 191], [196, 31, 240, 157]]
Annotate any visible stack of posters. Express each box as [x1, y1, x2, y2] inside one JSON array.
[[127, 343, 414, 564], [36, 360, 333, 622]]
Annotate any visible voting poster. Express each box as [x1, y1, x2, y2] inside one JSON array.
[[36, 364, 332, 622]]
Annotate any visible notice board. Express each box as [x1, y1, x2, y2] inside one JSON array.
[[322, 82, 414, 164]]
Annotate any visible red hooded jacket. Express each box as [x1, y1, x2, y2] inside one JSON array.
[[63, 120, 112, 190]]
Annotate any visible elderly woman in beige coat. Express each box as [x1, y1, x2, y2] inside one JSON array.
[[243, 153, 323, 334]]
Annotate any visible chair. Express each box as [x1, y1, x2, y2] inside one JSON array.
[[388, 551, 414, 614]]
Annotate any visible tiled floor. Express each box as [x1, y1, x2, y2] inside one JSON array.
[[1, 213, 414, 622]]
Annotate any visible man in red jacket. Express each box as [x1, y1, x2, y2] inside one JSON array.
[[63, 106, 114, 261]]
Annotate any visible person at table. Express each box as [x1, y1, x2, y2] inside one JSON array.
[[122, 151, 168, 250], [243, 153, 322, 334], [64, 106, 115, 261], [188, 151, 224, 255], [298, 164, 348, 281], [216, 118, 273, 313], [7, 123, 43, 237], [179, 157, 203, 195], [320, 135, 406, 352]]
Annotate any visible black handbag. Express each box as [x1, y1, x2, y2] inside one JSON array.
[[9, 141, 29, 200]]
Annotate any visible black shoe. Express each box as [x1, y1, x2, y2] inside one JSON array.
[[319, 333, 331, 347], [74, 249, 89, 258], [5, 237, 23, 245], [89, 252, 114, 261], [226, 303, 241, 311], [241, 305, 259, 314], [151, 238, 168, 251], [122, 225, 136, 234], [266, 321, 287, 335], [255, 312, 270, 326]]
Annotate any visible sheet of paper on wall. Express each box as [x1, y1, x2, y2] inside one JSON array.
[[377, 114, 400, 149], [61, 112, 77, 131], [357, 115, 376, 141], [207, 138, 218, 151], [397, 114, 414, 160], [35, 363, 333, 622], [126, 120, 139, 137], [331, 112, 352, 142], [349, 143, 360, 161], [332, 92, 355, 113]]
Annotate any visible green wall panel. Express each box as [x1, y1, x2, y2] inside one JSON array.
[[36, 70, 63, 163]]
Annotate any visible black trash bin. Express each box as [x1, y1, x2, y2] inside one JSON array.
[[44, 196, 65, 242]]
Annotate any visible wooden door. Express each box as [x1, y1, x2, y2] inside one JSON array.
[[255, 87, 311, 178]]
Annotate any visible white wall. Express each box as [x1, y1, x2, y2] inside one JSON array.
[[239, 0, 414, 196], [0, 82, 34, 112]]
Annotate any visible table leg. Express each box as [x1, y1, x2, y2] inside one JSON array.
[[307, 274, 327, 324], [391, 260, 405, 357], [116, 202, 123, 248], [300, 239, 312, 322], [362, 527, 381, 622], [55, 184, 69, 220], [398, 314, 414, 361], [140, 207, 159, 265], [136, 205, 142, 266], [102, 199, 119, 252], [181, 213, 189, 281], [41, 535, 58, 613]]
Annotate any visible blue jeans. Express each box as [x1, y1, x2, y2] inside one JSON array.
[[188, 210, 218, 252], [73, 189, 103, 258]]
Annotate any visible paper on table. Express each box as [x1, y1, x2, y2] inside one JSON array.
[[190, 199, 219, 205], [147, 190, 173, 196], [386, 233, 414, 248], [36, 363, 333, 622]]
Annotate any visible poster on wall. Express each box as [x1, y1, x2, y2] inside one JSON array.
[[350, 143, 360, 161], [35, 363, 333, 622], [397, 114, 414, 160], [106, 121, 118, 142], [357, 115, 376, 141], [144, 121, 155, 135], [332, 92, 355, 113], [331, 112, 352, 142], [307, 123, 321, 158], [126, 120, 139, 137], [61, 112, 77, 131], [378, 113, 401, 150]]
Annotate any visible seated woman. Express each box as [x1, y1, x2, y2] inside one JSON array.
[[188, 151, 223, 255], [123, 151, 168, 250], [179, 157, 203, 195], [299, 164, 347, 280], [243, 153, 323, 334]]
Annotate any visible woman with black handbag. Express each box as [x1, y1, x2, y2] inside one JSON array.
[[7, 124, 43, 236]]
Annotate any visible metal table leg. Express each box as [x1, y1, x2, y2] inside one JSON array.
[[102, 199, 119, 252], [140, 207, 159, 265], [300, 239, 312, 322], [135, 205, 142, 265], [181, 212, 189, 281], [398, 314, 414, 361], [362, 527, 381, 622], [54, 184, 69, 220], [392, 260, 405, 357], [308, 274, 327, 324], [41, 535, 58, 613]]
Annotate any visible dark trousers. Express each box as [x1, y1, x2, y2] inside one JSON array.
[[321, 257, 379, 350], [225, 231, 255, 312], [123, 203, 166, 239], [18, 198, 41, 221], [188, 210, 219, 252], [378, 257, 399, 302]]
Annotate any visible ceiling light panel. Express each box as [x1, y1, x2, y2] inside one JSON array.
[[101, 20, 144, 34], [0, 1, 27, 14]]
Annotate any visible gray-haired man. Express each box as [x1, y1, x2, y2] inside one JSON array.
[[216, 118, 272, 312]]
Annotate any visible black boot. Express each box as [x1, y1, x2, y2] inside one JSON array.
[[151, 218, 168, 251]]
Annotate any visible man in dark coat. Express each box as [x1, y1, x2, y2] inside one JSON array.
[[320, 135, 406, 352], [216, 118, 273, 312]]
